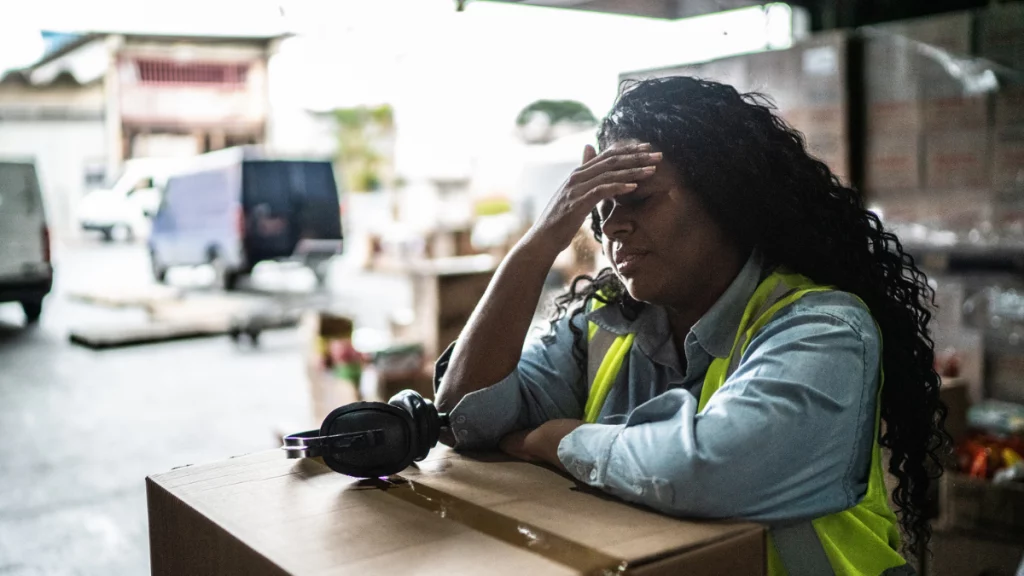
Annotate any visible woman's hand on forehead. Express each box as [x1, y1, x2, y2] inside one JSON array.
[[522, 142, 661, 257]]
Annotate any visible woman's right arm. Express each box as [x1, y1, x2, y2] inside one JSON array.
[[434, 142, 661, 414]]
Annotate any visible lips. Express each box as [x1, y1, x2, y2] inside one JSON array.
[[614, 249, 649, 275]]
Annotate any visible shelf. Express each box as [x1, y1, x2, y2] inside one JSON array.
[[901, 242, 1024, 273]]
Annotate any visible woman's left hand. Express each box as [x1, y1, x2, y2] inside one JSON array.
[[499, 419, 584, 472]]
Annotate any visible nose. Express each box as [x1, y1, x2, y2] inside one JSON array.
[[599, 202, 634, 239]]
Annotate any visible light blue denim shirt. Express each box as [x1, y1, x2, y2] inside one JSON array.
[[438, 254, 881, 523]]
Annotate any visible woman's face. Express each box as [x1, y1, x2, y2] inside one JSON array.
[[596, 140, 739, 308]]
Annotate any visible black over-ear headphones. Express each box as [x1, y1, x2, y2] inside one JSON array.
[[282, 390, 450, 478]]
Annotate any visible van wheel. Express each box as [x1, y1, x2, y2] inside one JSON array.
[[21, 300, 42, 323], [150, 250, 168, 283], [208, 251, 235, 292], [224, 270, 243, 291], [110, 224, 133, 243]]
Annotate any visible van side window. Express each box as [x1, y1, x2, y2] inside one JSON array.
[[0, 165, 37, 215]]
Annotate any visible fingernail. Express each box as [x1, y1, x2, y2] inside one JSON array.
[[636, 143, 653, 150], [649, 152, 663, 160], [642, 166, 657, 173], [625, 183, 638, 189]]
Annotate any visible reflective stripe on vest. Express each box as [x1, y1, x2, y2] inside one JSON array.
[[585, 297, 634, 424], [585, 271, 908, 576]]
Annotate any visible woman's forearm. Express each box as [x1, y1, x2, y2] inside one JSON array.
[[434, 142, 659, 413], [434, 235, 559, 413]]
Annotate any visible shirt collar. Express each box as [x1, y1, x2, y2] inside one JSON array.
[[690, 251, 763, 358], [585, 251, 764, 359]]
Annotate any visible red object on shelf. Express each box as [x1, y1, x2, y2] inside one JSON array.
[[969, 449, 989, 479]]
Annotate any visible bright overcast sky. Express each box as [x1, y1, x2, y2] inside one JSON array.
[[0, 0, 793, 177]]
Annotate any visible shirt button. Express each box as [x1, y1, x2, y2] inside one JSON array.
[[633, 485, 644, 495], [588, 469, 598, 481], [455, 415, 467, 424], [458, 429, 468, 438]]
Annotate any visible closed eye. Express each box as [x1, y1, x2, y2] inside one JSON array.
[[597, 191, 652, 223], [618, 191, 650, 207]]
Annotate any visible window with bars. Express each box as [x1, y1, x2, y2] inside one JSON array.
[[134, 59, 249, 87]]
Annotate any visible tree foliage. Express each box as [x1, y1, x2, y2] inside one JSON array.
[[515, 100, 596, 127], [334, 104, 395, 192]]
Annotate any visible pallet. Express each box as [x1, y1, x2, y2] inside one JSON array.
[[68, 293, 299, 349], [69, 320, 227, 349], [67, 285, 182, 309]]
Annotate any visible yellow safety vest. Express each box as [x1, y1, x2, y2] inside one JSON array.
[[585, 270, 908, 576]]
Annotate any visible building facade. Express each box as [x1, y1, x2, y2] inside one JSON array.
[[0, 32, 283, 239]]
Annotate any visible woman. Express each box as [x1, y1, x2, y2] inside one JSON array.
[[434, 77, 946, 575]]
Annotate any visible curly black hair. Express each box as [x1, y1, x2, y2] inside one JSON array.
[[546, 76, 949, 556]]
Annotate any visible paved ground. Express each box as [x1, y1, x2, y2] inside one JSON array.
[[0, 241, 411, 576]]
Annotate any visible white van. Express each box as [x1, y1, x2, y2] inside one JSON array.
[[0, 161, 52, 322], [78, 158, 184, 241], [149, 147, 343, 290]]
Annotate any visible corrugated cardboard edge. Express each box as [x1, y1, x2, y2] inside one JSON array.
[[147, 476, 288, 576]]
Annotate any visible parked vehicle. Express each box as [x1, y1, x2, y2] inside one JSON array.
[[78, 158, 185, 242], [0, 161, 52, 322], [148, 147, 343, 290]]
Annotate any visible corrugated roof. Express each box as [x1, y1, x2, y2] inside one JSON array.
[[0, 31, 289, 87]]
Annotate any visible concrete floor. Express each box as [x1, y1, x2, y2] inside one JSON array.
[[0, 242, 410, 575]]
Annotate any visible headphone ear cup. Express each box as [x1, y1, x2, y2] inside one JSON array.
[[388, 390, 440, 460], [318, 401, 417, 477]]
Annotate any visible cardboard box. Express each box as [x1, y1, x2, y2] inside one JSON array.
[[745, 49, 800, 112], [978, 2, 1024, 71], [797, 31, 848, 108], [405, 256, 496, 360], [147, 448, 766, 575], [866, 101, 923, 137], [926, 530, 1024, 576], [786, 106, 845, 137], [866, 134, 922, 191], [995, 88, 1024, 128], [862, 12, 977, 198], [863, 37, 917, 104], [701, 56, 751, 95], [988, 348, 1024, 405], [939, 377, 971, 446], [896, 11, 972, 54], [935, 373, 1024, 542], [936, 472, 1024, 541], [921, 97, 989, 133], [993, 126, 1024, 190], [863, 12, 971, 104], [924, 131, 992, 190], [370, 366, 435, 403]]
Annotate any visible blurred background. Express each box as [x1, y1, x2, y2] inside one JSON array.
[[0, 0, 1022, 574]]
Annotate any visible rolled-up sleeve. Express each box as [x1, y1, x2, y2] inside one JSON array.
[[557, 298, 881, 522], [438, 314, 588, 450]]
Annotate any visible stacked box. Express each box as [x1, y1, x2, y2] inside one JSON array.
[[987, 5, 1024, 226], [790, 31, 850, 182], [978, 2, 1024, 71], [619, 31, 851, 184], [406, 257, 496, 360], [862, 12, 980, 200], [924, 131, 992, 189]]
